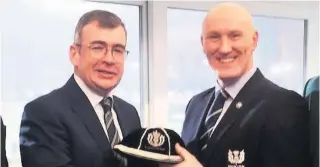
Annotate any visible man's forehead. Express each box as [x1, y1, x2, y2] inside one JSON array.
[[203, 3, 254, 32], [204, 18, 250, 35], [82, 21, 125, 34], [81, 21, 126, 44], [207, 3, 252, 19]]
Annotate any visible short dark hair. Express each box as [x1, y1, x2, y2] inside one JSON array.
[[74, 10, 127, 44]]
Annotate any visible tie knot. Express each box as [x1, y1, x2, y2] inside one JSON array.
[[219, 89, 230, 99], [101, 96, 113, 113]]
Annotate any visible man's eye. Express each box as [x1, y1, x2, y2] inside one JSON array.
[[210, 35, 220, 39], [91, 46, 104, 51], [114, 48, 124, 53], [230, 33, 241, 39]]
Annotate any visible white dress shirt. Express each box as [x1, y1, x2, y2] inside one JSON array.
[[74, 74, 123, 141]]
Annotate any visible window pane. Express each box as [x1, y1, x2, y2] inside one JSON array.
[[167, 8, 306, 134], [1, 1, 141, 167]]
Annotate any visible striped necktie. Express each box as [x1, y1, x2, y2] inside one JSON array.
[[199, 89, 230, 151], [101, 97, 127, 167], [100, 97, 120, 147]]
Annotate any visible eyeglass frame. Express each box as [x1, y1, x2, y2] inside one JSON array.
[[75, 40, 129, 60]]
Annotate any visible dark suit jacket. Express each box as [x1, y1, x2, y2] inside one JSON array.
[[1, 117, 8, 167], [19, 76, 153, 167], [181, 69, 310, 167], [307, 91, 319, 167], [304, 76, 319, 167]]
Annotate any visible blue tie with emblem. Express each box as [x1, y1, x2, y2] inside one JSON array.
[[199, 89, 230, 152]]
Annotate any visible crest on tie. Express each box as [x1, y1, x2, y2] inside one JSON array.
[[228, 149, 245, 167], [147, 130, 165, 147]]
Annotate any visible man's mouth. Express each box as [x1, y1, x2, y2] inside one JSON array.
[[217, 56, 237, 63], [96, 70, 117, 76]]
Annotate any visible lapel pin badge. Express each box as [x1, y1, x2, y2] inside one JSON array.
[[236, 102, 242, 109]]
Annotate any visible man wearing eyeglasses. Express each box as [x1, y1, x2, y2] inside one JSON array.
[[19, 10, 153, 167]]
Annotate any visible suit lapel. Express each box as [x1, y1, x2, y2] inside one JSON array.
[[204, 69, 266, 157], [189, 88, 215, 142], [63, 76, 111, 153]]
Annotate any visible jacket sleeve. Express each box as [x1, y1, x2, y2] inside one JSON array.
[[19, 101, 74, 167], [261, 92, 310, 167]]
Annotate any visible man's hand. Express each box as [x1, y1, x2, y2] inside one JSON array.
[[159, 143, 203, 167]]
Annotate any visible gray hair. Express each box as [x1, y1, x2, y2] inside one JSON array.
[[74, 10, 127, 44]]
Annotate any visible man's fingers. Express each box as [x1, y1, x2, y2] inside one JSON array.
[[175, 143, 191, 160]]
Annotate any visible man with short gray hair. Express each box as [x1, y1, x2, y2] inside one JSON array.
[[19, 10, 152, 167]]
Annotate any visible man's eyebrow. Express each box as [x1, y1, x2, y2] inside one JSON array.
[[205, 31, 220, 37], [229, 30, 243, 33], [206, 29, 243, 35], [90, 40, 106, 45], [90, 41, 125, 49]]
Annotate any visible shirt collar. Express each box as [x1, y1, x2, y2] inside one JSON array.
[[215, 67, 257, 99], [74, 74, 114, 108]]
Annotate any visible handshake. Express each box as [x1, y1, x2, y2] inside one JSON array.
[[113, 128, 203, 167]]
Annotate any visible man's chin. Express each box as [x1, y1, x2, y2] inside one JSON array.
[[92, 82, 118, 95], [217, 71, 242, 82]]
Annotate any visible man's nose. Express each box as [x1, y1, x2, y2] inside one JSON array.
[[102, 50, 115, 64], [218, 38, 232, 54]]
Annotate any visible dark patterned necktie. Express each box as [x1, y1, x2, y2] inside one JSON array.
[[199, 89, 230, 151], [101, 97, 127, 167], [100, 97, 120, 147]]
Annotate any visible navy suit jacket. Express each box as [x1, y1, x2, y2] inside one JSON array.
[[181, 69, 310, 167], [20, 76, 152, 167]]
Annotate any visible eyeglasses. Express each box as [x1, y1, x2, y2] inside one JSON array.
[[76, 42, 129, 60]]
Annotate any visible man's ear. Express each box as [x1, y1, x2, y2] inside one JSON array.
[[69, 44, 80, 67], [252, 30, 259, 51], [201, 35, 205, 53]]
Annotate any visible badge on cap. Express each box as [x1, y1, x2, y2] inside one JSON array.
[[147, 130, 165, 147]]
